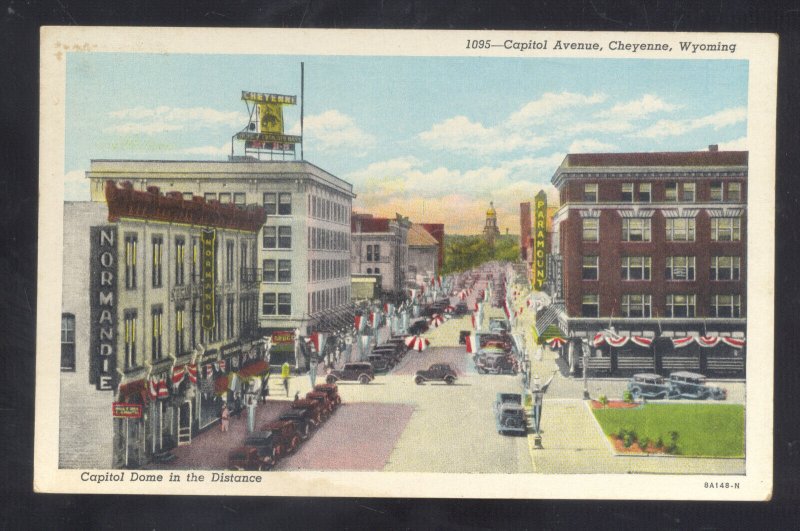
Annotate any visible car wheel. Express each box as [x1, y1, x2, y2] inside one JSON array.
[[445, 376, 455, 385], [358, 374, 370, 384], [335, 396, 342, 405], [476, 366, 486, 374], [326, 375, 337, 385], [289, 436, 300, 453], [414, 375, 424, 385]]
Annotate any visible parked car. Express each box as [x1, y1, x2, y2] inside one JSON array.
[[489, 318, 510, 333], [326, 362, 375, 384], [667, 372, 727, 400], [454, 302, 469, 316], [478, 333, 513, 352], [627, 373, 679, 400], [290, 397, 326, 426], [408, 320, 430, 335], [474, 349, 519, 375], [313, 383, 342, 408], [305, 390, 335, 415], [368, 354, 392, 372], [414, 363, 458, 385], [494, 393, 527, 435], [278, 409, 314, 440], [228, 431, 277, 471], [260, 420, 302, 457]]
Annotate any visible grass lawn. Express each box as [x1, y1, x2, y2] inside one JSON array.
[[592, 403, 745, 458]]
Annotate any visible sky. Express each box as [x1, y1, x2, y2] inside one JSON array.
[[65, 53, 748, 234]]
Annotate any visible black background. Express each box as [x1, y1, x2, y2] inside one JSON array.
[[2, 1, 799, 528]]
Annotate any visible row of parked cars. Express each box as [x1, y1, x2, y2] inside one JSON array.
[[472, 319, 521, 376], [628, 372, 727, 400], [227, 383, 342, 471]]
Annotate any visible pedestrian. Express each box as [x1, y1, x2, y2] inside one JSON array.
[[220, 403, 230, 432], [281, 361, 291, 397], [232, 394, 243, 419]]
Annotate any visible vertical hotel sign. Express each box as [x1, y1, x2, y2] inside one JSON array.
[[90, 226, 118, 391], [532, 190, 547, 290], [201, 229, 216, 330]]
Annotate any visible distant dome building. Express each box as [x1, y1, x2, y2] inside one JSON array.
[[483, 201, 501, 247]]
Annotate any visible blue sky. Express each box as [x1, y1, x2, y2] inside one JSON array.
[[65, 53, 748, 233]]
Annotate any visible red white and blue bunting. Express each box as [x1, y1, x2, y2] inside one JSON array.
[[672, 336, 745, 348]]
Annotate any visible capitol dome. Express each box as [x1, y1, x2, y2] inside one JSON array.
[[486, 201, 497, 218]]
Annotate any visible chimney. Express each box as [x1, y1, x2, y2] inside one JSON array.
[[708, 144, 719, 152]]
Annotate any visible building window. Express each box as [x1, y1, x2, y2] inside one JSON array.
[[225, 240, 234, 283], [581, 294, 599, 317], [278, 226, 292, 249], [278, 193, 292, 215], [175, 237, 185, 286], [665, 294, 696, 318], [234, 192, 246, 205], [375, 267, 381, 274], [151, 306, 163, 361], [728, 182, 742, 202], [182, 192, 194, 201], [366, 244, 374, 261], [219, 192, 231, 204], [620, 256, 651, 280], [622, 294, 652, 318], [278, 293, 292, 315], [151, 236, 163, 288], [582, 256, 599, 280], [711, 217, 741, 241], [638, 183, 651, 203], [204, 192, 217, 202], [263, 260, 277, 282], [622, 218, 651, 241], [665, 256, 696, 281], [665, 182, 677, 202], [191, 237, 199, 282], [621, 183, 633, 202], [373, 244, 381, 261], [61, 313, 76, 371], [367, 268, 372, 274], [263, 227, 276, 249], [175, 305, 185, 355], [124, 310, 138, 368], [263, 193, 277, 215], [278, 260, 291, 282], [710, 182, 723, 202], [681, 182, 696, 202], [262, 293, 276, 315], [666, 218, 696, 241], [226, 298, 235, 339], [582, 218, 599, 242], [710, 294, 742, 318], [710, 256, 741, 281], [125, 234, 137, 289], [584, 183, 598, 203]]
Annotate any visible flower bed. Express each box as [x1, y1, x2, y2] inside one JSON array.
[[589, 399, 639, 410]]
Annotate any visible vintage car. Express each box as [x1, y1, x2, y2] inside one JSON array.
[[474, 349, 519, 375], [326, 362, 375, 385], [627, 373, 679, 400], [305, 390, 335, 415], [493, 393, 527, 435], [278, 409, 314, 440], [290, 397, 326, 426], [368, 353, 392, 372], [313, 383, 342, 408], [478, 333, 513, 352], [414, 363, 458, 385], [260, 420, 302, 457], [667, 372, 727, 400], [408, 320, 430, 335], [489, 318, 510, 333], [228, 431, 277, 471], [454, 302, 469, 316]]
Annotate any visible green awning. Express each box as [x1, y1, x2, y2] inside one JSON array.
[[539, 324, 565, 343]]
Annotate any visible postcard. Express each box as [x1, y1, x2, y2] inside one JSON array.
[[36, 27, 776, 499]]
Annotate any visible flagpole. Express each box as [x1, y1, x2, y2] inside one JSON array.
[[300, 62, 305, 161]]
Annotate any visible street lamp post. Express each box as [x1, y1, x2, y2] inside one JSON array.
[[582, 341, 590, 400]]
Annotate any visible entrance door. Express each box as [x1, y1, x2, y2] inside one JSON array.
[[178, 401, 192, 446]]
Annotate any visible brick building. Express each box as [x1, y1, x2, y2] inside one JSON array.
[[542, 147, 747, 377]]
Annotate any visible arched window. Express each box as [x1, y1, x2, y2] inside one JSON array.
[[61, 313, 76, 371]]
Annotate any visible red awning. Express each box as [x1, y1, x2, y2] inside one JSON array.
[[119, 379, 150, 404], [238, 360, 269, 378], [214, 375, 229, 395]]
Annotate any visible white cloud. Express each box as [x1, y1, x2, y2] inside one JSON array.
[[596, 94, 679, 120], [568, 139, 617, 153], [303, 109, 375, 154], [418, 115, 549, 155], [715, 136, 748, 150], [64, 169, 89, 201], [105, 106, 246, 135], [508, 92, 607, 127], [636, 106, 747, 138]]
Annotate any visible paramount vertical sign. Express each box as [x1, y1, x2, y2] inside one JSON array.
[[532, 190, 547, 290], [90, 226, 118, 391], [201, 229, 216, 330]]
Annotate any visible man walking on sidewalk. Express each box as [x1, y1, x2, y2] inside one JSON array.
[[281, 361, 291, 397]]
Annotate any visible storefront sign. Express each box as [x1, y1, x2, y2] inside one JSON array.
[[553, 255, 564, 301], [200, 229, 216, 330], [241, 91, 297, 104], [236, 131, 302, 144], [532, 190, 548, 290], [89, 226, 118, 391], [112, 402, 142, 418], [271, 331, 295, 344]]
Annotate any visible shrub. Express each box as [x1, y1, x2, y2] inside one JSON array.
[[639, 436, 650, 451], [622, 390, 633, 403], [655, 436, 664, 449], [599, 395, 609, 407], [665, 431, 680, 454]]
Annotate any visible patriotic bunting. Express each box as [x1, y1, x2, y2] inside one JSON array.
[[465, 333, 476, 354], [187, 364, 198, 384], [172, 365, 186, 385], [157, 378, 169, 399]]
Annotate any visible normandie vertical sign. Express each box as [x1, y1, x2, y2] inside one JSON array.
[[89, 226, 118, 391], [201, 229, 216, 330], [532, 190, 547, 290]]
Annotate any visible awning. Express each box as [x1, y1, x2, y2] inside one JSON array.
[[119, 379, 150, 404], [238, 360, 269, 379], [214, 375, 229, 396], [674, 336, 745, 348]]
